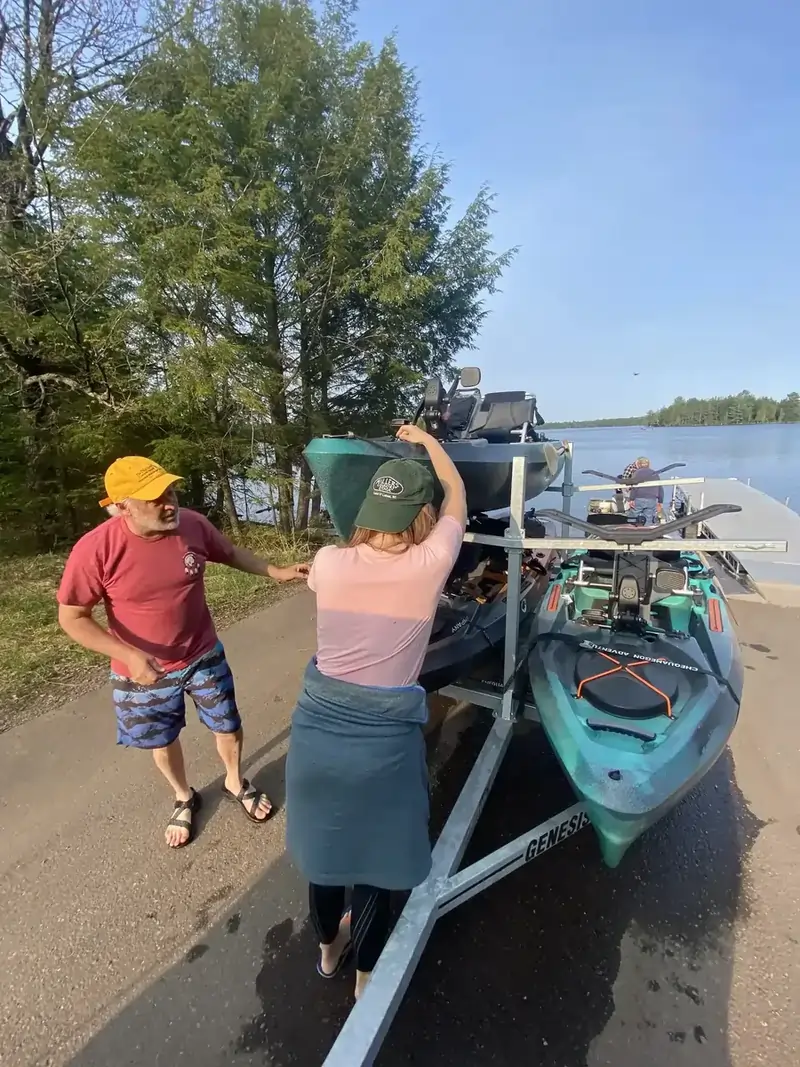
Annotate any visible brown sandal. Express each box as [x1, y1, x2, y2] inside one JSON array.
[[221, 778, 274, 823], [166, 788, 202, 848]]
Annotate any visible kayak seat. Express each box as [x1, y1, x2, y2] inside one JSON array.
[[562, 552, 615, 580], [481, 390, 528, 403], [445, 394, 479, 436], [451, 513, 511, 581], [651, 564, 689, 596], [586, 512, 627, 527], [449, 541, 485, 581], [525, 515, 547, 538], [582, 552, 616, 576], [652, 550, 683, 563], [468, 393, 537, 443]]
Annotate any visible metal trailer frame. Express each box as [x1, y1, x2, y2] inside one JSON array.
[[321, 444, 788, 1067]]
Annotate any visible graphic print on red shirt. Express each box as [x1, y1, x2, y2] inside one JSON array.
[[57, 509, 235, 677]]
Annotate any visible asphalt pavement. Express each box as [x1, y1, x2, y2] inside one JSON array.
[[1, 593, 797, 1067]]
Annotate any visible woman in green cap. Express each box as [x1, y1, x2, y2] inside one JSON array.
[[285, 423, 467, 1000]]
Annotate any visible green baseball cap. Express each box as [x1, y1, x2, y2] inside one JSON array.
[[354, 459, 434, 534]]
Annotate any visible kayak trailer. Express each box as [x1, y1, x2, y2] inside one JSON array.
[[321, 444, 787, 1067]]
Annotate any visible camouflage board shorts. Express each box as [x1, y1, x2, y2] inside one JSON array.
[[111, 641, 241, 749]]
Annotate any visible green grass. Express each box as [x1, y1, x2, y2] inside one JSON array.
[[0, 524, 328, 733]]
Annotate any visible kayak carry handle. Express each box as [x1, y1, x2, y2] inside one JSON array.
[[586, 719, 658, 743], [535, 503, 743, 545]]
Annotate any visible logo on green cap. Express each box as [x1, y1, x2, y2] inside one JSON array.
[[372, 475, 404, 497]]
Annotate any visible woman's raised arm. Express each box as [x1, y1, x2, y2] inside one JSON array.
[[395, 424, 467, 529]]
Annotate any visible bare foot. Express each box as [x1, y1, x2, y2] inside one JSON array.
[[319, 912, 352, 976], [355, 969, 372, 1000], [165, 789, 200, 848]]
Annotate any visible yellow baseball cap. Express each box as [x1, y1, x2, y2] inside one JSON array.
[[99, 456, 182, 507]]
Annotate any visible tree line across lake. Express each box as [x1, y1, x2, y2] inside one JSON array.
[[549, 390, 800, 429], [0, 0, 511, 553]]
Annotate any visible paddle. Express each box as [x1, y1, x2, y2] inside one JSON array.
[[580, 462, 687, 486], [534, 504, 743, 545]]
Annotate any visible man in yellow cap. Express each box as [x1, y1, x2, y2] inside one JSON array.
[[57, 456, 309, 849]]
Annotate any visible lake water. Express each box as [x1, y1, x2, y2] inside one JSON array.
[[553, 423, 800, 516]]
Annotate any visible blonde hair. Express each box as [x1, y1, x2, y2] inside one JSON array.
[[348, 504, 437, 551], [636, 456, 650, 467]]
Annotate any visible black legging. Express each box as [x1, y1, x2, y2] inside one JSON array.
[[309, 883, 391, 972]]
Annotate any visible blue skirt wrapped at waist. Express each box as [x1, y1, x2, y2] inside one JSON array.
[[285, 659, 431, 890]]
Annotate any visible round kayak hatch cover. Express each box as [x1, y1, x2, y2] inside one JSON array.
[[574, 649, 680, 719]]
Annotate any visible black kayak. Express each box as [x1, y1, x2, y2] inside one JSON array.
[[419, 512, 554, 693]]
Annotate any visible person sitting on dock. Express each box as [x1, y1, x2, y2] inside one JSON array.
[[285, 423, 467, 1002], [56, 456, 309, 849], [628, 457, 664, 526]]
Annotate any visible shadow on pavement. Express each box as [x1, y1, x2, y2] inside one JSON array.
[[69, 715, 763, 1067]]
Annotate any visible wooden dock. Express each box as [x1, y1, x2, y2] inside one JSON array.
[[675, 478, 800, 605]]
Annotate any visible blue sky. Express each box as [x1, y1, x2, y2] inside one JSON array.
[[355, 0, 800, 420]]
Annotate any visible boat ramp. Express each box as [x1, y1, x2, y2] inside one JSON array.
[[673, 477, 800, 606], [2, 444, 799, 1067]]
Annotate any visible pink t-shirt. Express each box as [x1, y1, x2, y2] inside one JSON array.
[[57, 509, 235, 676], [309, 515, 465, 688]]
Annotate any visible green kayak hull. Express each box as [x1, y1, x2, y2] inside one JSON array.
[[304, 436, 564, 538]]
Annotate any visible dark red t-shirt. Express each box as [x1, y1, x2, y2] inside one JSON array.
[[57, 509, 236, 677]]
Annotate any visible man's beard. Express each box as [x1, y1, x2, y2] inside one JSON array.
[[144, 507, 180, 533]]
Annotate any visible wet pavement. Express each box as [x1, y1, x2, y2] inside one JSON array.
[[2, 595, 798, 1067]]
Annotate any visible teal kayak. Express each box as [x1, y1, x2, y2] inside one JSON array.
[[528, 507, 744, 868]]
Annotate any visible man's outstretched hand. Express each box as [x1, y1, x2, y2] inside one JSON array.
[[268, 563, 311, 582]]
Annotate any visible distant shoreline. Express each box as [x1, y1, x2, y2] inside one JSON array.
[[546, 418, 646, 429], [547, 419, 800, 430], [548, 391, 800, 429]]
